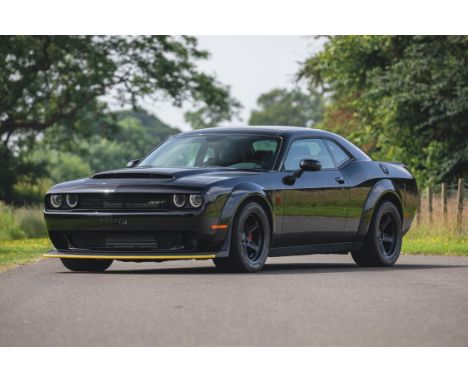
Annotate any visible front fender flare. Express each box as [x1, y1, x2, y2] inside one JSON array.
[[218, 182, 274, 228], [211, 182, 275, 258]]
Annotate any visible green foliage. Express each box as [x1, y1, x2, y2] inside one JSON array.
[[0, 36, 239, 202], [249, 88, 323, 127], [13, 178, 52, 205], [0, 36, 235, 137], [26, 108, 180, 185], [0, 107, 181, 205], [0, 203, 26, 240], [14, 207, 47, 238], [0, 203, 47, 240], [34, 151, 92, 184], [299, 36, 468, 185], [184, 100, 242, 130]]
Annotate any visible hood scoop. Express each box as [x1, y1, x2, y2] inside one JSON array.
[[92, 172, 174, 180]]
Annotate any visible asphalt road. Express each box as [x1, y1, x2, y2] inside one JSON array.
[[0, 254, 467, 346]]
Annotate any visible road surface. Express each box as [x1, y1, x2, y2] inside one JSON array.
[[0, 254, 467, 346]]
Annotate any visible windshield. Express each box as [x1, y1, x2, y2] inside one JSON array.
[[138, 134, 281, 170]]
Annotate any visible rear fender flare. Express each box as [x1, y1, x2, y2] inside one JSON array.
[[356, 179, 403, 241]]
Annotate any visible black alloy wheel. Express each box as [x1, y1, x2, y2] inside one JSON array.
[[351, 201, 402, 267], [377, 212, 398, 259], [240, 213, 264, 262], [213, 202, 271, 272]]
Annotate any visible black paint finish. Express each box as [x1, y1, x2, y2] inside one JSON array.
[[44, 126, 418, 260]]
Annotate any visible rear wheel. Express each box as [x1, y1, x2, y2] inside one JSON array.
[[61, 258, 113, 272], [351, 201, 402, 267], [213, 202, 270, 273]]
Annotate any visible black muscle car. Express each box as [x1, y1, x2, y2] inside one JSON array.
[[43, 126, 418, 272]]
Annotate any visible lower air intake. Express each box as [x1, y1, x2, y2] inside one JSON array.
[[67, 232, 196, 251]]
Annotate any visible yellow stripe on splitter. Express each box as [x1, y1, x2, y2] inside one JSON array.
[[43, 254, 215, 260]]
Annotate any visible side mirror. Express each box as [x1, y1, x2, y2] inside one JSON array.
[[126, 159, 140, 168], [300, 159, 321, 172], [283, 158, 321, 185]]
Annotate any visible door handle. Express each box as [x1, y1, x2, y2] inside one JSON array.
[[335, 176, 345, 184]]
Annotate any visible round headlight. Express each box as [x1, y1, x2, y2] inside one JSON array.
[[172, 194, 186, 208], [49, 194, 63, 208], [189, 194, 203, 208], [66, 194, 79, 208]]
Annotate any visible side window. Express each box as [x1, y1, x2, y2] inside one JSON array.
[[283, 138, 335, 171], [324, 140, 351, 167]]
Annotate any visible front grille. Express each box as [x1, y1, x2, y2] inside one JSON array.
[[67, 232, 196, 251], [76, 193, 172, 211]]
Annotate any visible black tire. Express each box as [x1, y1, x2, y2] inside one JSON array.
[[61, 258, 113, 272], [213, 202, 271, 273], [351, 201, 402, 267]]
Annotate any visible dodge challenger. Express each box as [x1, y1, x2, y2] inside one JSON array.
[[43, 126, 418, 272]]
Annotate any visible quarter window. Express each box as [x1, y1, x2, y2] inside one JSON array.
[[283, 139, 335, 171], [324, 140, 351, 167]]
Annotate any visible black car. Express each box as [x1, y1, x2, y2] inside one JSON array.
[[43, 126, 418, 272]]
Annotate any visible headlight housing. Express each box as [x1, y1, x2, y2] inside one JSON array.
[[189, 194, 203, 208], [49, 194, 64, 208], [172, 194, 186, 208], [66, 194, 79, 208]]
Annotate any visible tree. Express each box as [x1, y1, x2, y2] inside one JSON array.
[[299, 36, 468, 184], [248, 88, 323, 127], [14, 108, 178, 204], [30, 109, 178, 177], [0, 35, 239, 201], [81, 109, 179, 172], [184, 101, 241, 130]]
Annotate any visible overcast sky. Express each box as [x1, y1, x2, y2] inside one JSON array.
[[144, 36, 324, 131]]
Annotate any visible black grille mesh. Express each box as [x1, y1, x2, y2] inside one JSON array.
[[67, 232, 195, 251], [76, 193, 172, 211]]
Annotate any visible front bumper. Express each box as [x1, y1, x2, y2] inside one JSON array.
[[44, 209, 230, 255]]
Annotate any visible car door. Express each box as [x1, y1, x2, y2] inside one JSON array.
[[280, 138, 350, 246]]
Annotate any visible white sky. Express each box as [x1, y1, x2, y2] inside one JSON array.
[[144, 36, 324, 131]]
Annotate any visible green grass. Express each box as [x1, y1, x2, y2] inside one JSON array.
[[0, 238, 52, 272], [1, 235, 465, 275], [402, 236, 467, 256], [402, 211, 467, 256]]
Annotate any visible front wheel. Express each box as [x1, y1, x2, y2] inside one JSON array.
[[213, 202, 271, 273], [351, 201, 402, 267], [61, 258, 113, 272]]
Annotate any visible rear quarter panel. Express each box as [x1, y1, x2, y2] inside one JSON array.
[[341, 160, 418, 241]]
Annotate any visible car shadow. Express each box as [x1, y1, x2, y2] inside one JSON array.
[[57, 261, 468, 276]]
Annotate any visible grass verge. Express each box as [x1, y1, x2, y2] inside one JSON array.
[[0, 234, 466, 274], [402, 236, 467, 256], [0, 238, 52, 272]]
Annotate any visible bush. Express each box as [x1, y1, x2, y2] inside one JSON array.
[[12, 178, 52, 205], [15, 206, 47, 238], [0, 203, 26, 240]]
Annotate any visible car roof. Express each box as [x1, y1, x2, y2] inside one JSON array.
[[180, 126, 331, 137], [178, 126, 371, 161]]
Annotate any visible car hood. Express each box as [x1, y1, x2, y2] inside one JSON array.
[[48, 167, 262, 194]]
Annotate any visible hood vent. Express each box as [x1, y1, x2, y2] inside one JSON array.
[[92, 172, 174, 180]]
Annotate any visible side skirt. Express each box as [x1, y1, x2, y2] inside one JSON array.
[[269, 242, 363, 257]]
